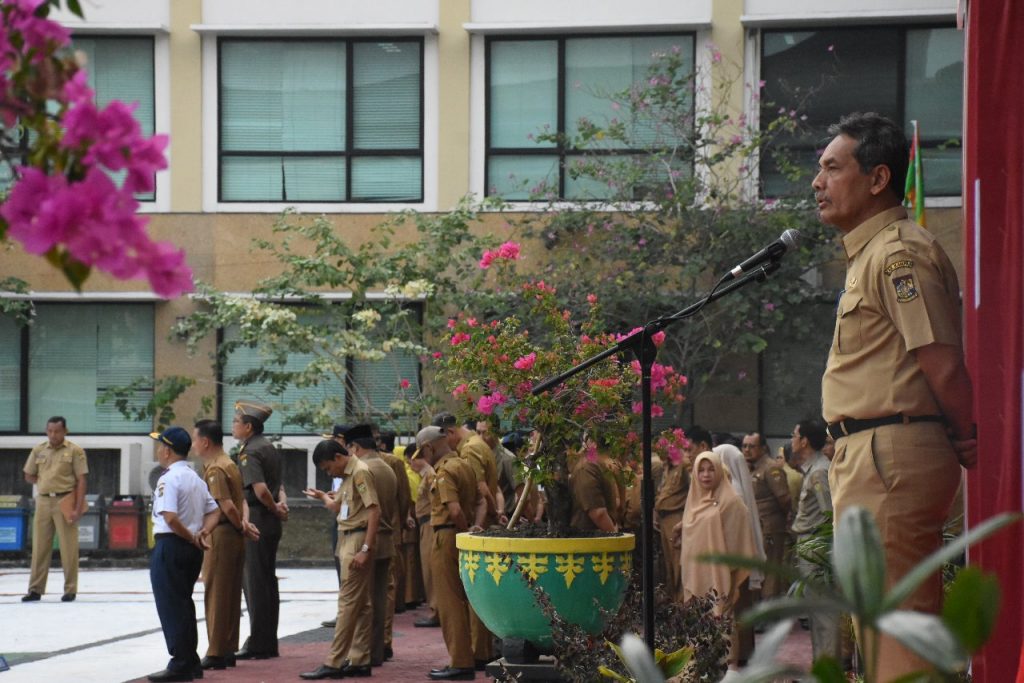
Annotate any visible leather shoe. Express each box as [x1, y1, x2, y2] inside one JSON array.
[[475, 660, 490, 671], [428, 666, 475, 680], [341, 662, 372, 677], [383, 645, 393, 660], [234, 648, 277, 660], [321, 619, 337, 628], [147, 669, 193, 682], [299, 664, 345, 680], [61, 592, 76, 602], [414, 615, 440, 627], [21, 591, 41, 602], [200, 655, 233, 670]]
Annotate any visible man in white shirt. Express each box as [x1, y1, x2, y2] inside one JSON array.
[[147, 427, 220, 682]]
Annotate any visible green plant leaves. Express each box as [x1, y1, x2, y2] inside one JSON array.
[[833, 506, 887, 619], [876, 611, 966, 673], [942, 565, 1001, 653]]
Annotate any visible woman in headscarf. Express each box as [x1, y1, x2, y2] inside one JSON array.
[[678, 450, 759, 667]]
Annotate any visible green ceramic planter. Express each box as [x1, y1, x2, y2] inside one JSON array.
[[456, 532, 635, 648]]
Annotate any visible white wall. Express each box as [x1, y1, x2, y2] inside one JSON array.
[[470, 0, 712, 29], [743, 0, 956, 25], [200, 0, 437, 28], [51, 0, 170, 29]]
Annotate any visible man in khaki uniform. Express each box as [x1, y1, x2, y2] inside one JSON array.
[[655, 425, 709, 602], [193, 419, 251, 670], [301, 439, 382, 680], [421, 425, 482, 681], [569, 436, 619, 533], [409, 444, 439, 628], [742, 432, 791, 599], [816, 112, 976, 681], [345, 423, 398, 668], [22, 416, 88, 602], [377, 433, 411, 660]]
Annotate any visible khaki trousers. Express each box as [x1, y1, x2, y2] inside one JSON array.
[[470, 606, 493, 662], [760, 530, 789, 599], [419, 523, 436, 610], [431, 528, 473, 669], [204, 525, 245, 657], [657, 508, 684, 601], [370, 555, 392, 666], [404, 537, 425, 605], [829, 422, 960, 681], [325, 530, 374, 667], [29, 495, 79, 595]]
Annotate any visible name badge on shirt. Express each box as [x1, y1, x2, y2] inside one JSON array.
[[340, 503, 349, 520]]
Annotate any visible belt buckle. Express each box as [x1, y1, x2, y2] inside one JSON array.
[[839, 421, 850, 436]]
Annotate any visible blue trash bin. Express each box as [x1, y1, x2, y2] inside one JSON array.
[[0, 495, 29, 551]]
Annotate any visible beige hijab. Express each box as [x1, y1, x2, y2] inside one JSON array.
[[680, 451, 759, 614]]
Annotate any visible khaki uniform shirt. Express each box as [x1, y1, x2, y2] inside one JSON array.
[[654, 461, 688, 514], [624, 455, 663, 529], [204, 451, 245, 517], [430, 451, 478, 528], [750, 455, 791, 534], [792, 452, 832, 536], [458, 433, 498, 498], [822, 206, 962, 423], [382, 452, 412, 524], [414, 464, 435, 520], [337, 456, 379, 534], [23, 439, 88, 494], [569, 458, 618, 532], [361, 452, 397, 559]]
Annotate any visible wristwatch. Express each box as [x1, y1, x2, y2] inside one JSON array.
[[360, 543, 370, 553]]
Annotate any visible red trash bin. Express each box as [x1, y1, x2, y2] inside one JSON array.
[[107, 495, 143, 549]]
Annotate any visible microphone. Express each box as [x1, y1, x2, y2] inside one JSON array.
[[725, 229, 801, 281]]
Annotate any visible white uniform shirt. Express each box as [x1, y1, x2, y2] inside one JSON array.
[[152, 460, 218, 535]]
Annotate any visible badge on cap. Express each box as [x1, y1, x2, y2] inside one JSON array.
[[892, 274, 919, 303]]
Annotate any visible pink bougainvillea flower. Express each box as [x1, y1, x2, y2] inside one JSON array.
[[450, 332, 471, 346], [496, 240, 521, 260], [432, 351, 443, 360], [651, 330, 666, 347], [399, 378, 411, 389], [513, 353, 536, 370], [452, 383, 468, 397]]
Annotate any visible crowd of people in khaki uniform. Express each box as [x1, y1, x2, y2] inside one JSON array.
[[17, 113, 975, 683]]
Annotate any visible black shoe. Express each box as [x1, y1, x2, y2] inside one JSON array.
[[428, 666, 475, 680], [341, 662, 372, 677], [147, 669, 193, 682], [321, 619, 337, 628], [21, 591, 41, 602], [383, 645, 393, 661], [192, 665, 204, 680], [414, 615, 440, 627], [299, 664, 345, 680], [474, 660, 489, 672], [234, 648, 277, 660], [200, 656, 233, 670], [61, 592, 76, 602]]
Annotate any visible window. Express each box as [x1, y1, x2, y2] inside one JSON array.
[[218, 38, 423, 203], [760, 25, 964, 198], [0, 304, 155, 434], [486, 34, 695, 200]]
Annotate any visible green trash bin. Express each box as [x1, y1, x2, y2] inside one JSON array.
[[0, 495, 29, 551]]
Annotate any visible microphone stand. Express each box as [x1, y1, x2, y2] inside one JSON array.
[[531, 259, 782, 648]]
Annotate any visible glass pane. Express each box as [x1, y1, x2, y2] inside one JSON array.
[[0, 316, 19, 430], [760, 147, 820, 199], [220, 324, 346, 436], [919, 145, 962, 197], [487, 154, 558, 200], [354, 41, 421, 149], [221, 156, 283, 201], [283, 157, 346, 201], [28, 304, 153, 433], [221, 40, 346, 153], [564, 154, 617, 200], [349, 350, 421, 432], [489, 40, 557, 148], [350, 156, 421, 202]]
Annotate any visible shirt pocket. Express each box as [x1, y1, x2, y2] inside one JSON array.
[[835, 292, 864, 355]]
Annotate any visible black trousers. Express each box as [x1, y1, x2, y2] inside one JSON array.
[[151, 535, 203, 673], [242, 505, 282, 654]]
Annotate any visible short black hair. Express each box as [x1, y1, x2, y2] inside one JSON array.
[[313, 439, 347, 466], [404, 443, 418, 459], [827, 112, 908, 202], [744, 432, 767, 447], [432, 412, 457, 429], [796, 418, 828, 451], [194, 419, 224, 446], [712, 432, 741, 448], [240, 414, 264, 435], [47, 416, 67, 429], [685, 425, 712, 448], [377, 431, 396, 452]]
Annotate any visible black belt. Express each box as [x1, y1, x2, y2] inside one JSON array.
[[341, 527, 367, 536], [217, 519, 243, 532], [433, 523, 455, 531], [827, 415, 944, 440], [42, 491, 73, 498], [417, 515, 430, 526], [154, 532, 177, 540]]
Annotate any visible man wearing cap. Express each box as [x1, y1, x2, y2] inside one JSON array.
[[22, 416, 88, 603], [232, 401, 287, 660], [192, 419, 255, 671], [147, 427, 220, 682], [300, 439, 382, 680], [344, 423, 398, 668], [420, 425, 482, 680]]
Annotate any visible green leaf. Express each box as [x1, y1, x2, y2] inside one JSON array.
[[832, 506, 887, 619], [809, 656, 845, 683], [746, 619, 795, 668], [882, 512, 1020, 612], [660, 646, 693, 677], [65, 0, 84, 17], [617, 634, 665, 683], [876, 611, 967, 673], [941, 566, 1001, 653], [598, 665, 631, 682]]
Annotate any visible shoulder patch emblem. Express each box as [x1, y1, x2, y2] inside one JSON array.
[[239, 454, 248, 466], [884, 259, 914, 276], [157, 483, 165, 498], [356, 481, 368, 493], [892, 274, 919, 303]]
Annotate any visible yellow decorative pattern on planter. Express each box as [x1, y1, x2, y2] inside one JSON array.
[[484, 552, 509, 586], [463, 551, 481, 584], [555, 553, 585, 588], [519, 553, 549, 581], [591, 552, 615, 585]]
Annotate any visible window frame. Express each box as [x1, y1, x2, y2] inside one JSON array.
[[483, 32, 697, 201], [756, 22, 963, 200], [215, 36, 426, 205]]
